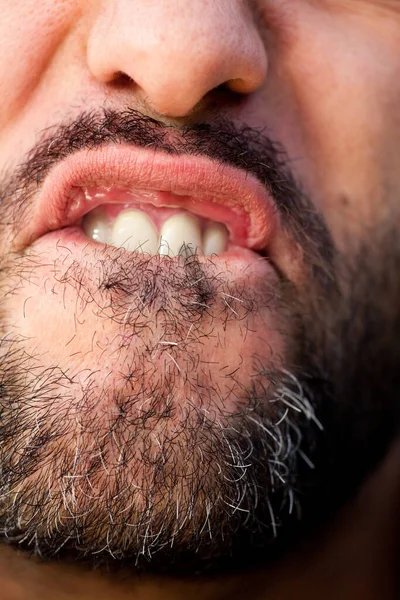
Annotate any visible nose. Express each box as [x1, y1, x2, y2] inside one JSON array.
[[87, 0, 267, 118]]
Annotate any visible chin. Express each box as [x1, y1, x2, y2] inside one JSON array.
[[0, 231, 304, 575]]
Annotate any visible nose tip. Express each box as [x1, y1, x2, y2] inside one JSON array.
[[119, 47, 266, 118], [87, 1, 267, 118]]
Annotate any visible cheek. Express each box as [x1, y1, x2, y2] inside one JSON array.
[[267, 3, 400, 241], [0, 0, 75, 128]]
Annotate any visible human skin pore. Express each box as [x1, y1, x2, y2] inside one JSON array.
[[0, 1, 399, 599]]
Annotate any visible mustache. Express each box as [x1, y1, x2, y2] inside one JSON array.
[[3, 107, 334, 269]]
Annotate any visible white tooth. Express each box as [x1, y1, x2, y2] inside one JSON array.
[[159, 213, 202, 256], [83, 211, 110, 244], [203, 222, 229, 256], [110, 210, 158, 253]]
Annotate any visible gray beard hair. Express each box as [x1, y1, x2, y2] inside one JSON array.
[[0, 109, 398, 575], [0, 344, 319, 568], [0, 249, 321, 574], [0, 219, 399, 575]]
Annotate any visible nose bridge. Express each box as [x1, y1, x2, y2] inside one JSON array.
[[87, 0, 267, 117]]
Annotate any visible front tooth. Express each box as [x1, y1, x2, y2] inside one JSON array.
[[203, 222, 229, 256], [83, 210, 110, 244], [159, 213, 202, 256], [110, 210, 159, 253]]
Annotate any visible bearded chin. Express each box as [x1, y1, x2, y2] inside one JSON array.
[[0, 244, 317, 574], [0, 212, 399, 576], [0, 109, 398, 574]]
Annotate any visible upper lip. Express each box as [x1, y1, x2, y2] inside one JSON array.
[[16, 145, 280, 252]]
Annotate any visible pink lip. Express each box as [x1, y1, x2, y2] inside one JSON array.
[[16, 145, 279, 252]]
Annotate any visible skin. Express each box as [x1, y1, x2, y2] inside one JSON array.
[[0, 0, 399, 598]]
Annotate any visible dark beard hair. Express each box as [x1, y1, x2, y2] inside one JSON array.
[[299, 220, 400, 509], [0, 109, 398, 576]]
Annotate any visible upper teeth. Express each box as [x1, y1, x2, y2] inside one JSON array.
[[111, 210, 159, 254], [83, 209, 229, 256]]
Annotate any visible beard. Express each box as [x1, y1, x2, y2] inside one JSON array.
[[0, 109, 398, 576]]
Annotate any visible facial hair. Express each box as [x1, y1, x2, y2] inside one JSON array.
[[0, 109, 397, 576]]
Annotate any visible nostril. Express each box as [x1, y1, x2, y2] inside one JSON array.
[[87, 2, 268, 118], [110, 71, 135, 89], [117, 72, 134, 85]]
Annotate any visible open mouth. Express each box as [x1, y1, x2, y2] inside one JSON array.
[[82, 191, 231, 257], [16, 146, 280, 261]]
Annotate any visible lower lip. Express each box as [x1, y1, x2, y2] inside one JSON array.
[[32, 226, 276, 273]]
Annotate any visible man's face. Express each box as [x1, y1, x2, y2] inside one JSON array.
[[0, 0, 399, 575]]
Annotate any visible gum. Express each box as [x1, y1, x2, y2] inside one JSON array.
[[82, 188, 246, 243]]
